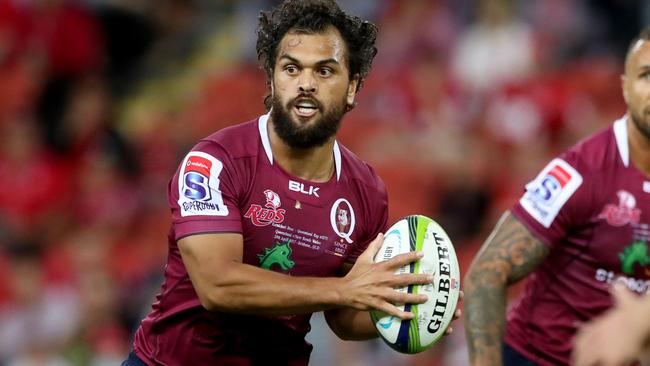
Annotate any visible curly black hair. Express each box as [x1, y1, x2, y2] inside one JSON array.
[[256, 0, 378, 109]]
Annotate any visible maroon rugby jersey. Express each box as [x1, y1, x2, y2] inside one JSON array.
[[507, 116, 650, 365], [132, 115, 388, 365]]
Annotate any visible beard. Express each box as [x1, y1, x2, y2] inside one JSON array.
[[630, 107, 650, 140], [270, 92, 347, 149]]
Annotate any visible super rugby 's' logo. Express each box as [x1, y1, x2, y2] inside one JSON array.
[[599, 190, 641, 227], [244, 189, 286, 226], [330, 198, 355, 244], [178, 152, 228, 217], [531, 164, 572, 204], [183, 156, 212, 201]]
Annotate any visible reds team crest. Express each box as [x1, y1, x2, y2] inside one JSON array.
[[245, 189, 286, 226], [598, 190, 641, 226]]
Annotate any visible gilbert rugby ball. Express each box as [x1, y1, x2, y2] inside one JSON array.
[[370, 215, 460, 354]]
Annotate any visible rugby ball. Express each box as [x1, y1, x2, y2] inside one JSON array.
[[370, 215, 460, 354]]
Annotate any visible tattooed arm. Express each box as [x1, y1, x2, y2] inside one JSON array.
[[464, 211, 550, 366]]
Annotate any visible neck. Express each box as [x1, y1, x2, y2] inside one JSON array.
[[628, 117, 650, 177], [268, 120, 335, 183]]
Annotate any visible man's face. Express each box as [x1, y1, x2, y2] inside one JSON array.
[[270, 26, 358, 149], [623, 39, 650, 140]]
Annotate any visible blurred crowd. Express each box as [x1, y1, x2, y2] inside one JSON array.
[[0, 0, 644, 365]]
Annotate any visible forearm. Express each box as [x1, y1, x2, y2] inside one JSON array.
[[195, 261, 344, 315], [463, 211, 549, 366], [325, 308, 377, 341], [464, 270, 507, 366], [179, 232, 431, 319]]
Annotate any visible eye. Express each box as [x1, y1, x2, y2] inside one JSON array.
[[318, 67, 333, 77], [284, 65, 299, 75]]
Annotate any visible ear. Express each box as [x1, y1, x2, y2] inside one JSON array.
[[621, 74, 629, 104], [347, 75, 360, 107]]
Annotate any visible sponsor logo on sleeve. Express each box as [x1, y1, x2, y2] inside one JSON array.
[[519, 158, 582, 228], [178, 152, 229, 217]]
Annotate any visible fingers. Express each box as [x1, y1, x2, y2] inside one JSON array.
[[382, 250, 424, 269], [572, 329, 593, 366], [389, 273, 433, 288], [611, 284, 634, 306], [359, 233, 384, 262], [370, 299, 416, 320], [385, 289, 428, 306]]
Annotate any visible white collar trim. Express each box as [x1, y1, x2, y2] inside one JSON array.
[[258, 114, 274, 164], [333, 141, 342, 181], [257, 114, 342, 181], [613, 116, 629, 167]]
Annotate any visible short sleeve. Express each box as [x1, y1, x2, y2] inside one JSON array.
[[169, 142, 243, 240], [511, 153, 590, 248]]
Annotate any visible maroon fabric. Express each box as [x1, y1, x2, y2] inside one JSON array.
[[133, 116, 388, 365], [507, 118, 650, 365]]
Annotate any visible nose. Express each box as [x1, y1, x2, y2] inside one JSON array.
[[298, 72, 317, 94]]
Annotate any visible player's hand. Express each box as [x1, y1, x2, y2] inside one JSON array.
[[444, 290, 463, 335], [339, 233, 432, 320], [572, 285, 650, 366]]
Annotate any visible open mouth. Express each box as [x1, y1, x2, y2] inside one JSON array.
[[293, 99, 319, 117]]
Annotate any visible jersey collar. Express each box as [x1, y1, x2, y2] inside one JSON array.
[[614, 116, 629, 167], [258, 113, 342, 181]]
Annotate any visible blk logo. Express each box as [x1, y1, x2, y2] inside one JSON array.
[[289, 180, 320, 197]]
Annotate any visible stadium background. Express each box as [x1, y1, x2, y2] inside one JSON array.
[[0, 0, 642, 365]]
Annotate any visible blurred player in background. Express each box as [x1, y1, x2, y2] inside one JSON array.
[[121, 1, 448, 365], [573, 285, 650, 366], [464, 26, 650, 366]]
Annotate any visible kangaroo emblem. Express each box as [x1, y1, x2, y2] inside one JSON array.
[[619, 241, 650, 275], [258, 241, 295, 271]]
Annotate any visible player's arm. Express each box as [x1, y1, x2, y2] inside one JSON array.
[[323, 262, 379, 340], [464, 210, 550, 366], [178, 232, 430, 318]]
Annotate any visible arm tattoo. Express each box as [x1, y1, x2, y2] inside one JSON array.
[[464, 211, 549, 366]]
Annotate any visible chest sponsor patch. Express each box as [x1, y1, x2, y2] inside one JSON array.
[[178, 152, 229, 217], [519, 158, 582, 228]]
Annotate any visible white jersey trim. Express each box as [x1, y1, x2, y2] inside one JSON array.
[[257, 113, 342, 181], [333, 141, 342, 181], [258, 113, 274, 164], [614, 116, 629, 167]]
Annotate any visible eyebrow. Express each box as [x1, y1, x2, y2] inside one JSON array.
[[278, 54, 341, 67]]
